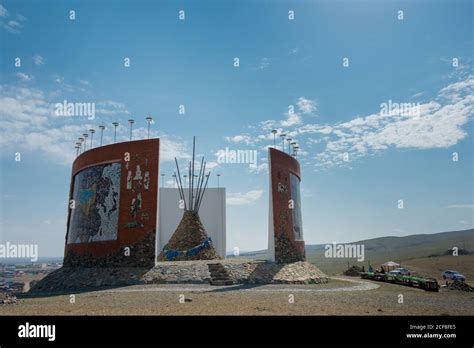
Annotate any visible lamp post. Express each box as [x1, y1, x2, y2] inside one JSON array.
[[89, 129, 95, 148], [172, 173, 177, 188], [286, 137, 292, 154], [161, 173, 165, 187], [78, 137, 84, 154], [271, 129, 277, 147], [146, 116, 153, 139], [293, 145, 300, 159], [112, 122, 119, 143], [75, 143, 81, 156], [291, 141, 297, 155], [280, 133, 286, 152], [217, 173, 221, 188], [83, 133, 89, 151], [99, 125, 105, 146], [128, 119, 134, 141]]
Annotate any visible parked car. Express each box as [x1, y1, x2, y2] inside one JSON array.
[[442, 270, 465, 282], [389, 268, 411, 276]]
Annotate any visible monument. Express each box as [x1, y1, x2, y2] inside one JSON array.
[[268, 146, 306, 263], [157, 137, 220, 261]]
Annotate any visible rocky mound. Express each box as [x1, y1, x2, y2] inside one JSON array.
[[28, 267, 147, 294], [344, 265, 363, 276], [0, 291, 18, 305], [447, 280, 473, 292], [246, 261, 328, 284], [157, 211, 219, 261]]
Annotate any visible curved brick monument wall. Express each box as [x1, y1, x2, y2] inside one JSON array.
[[64, 139, 160, 268], [268, 147, 305, 263]]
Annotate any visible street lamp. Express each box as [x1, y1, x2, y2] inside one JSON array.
[[161, 173, 165, 187], [82, 133, 89, 151], [128, 119, 135, 141], [286, 137, 292, 154], [75, 143, 81, 156], [78, 137, 84, 154], [271, 129, 277, 147], [280, 133, 286, 152], [112, 122, 119, 143], [89, 129, 95, 148], [146, 116, 153, 139], [99, 125, 105, 146], [293, 145, 300, 159], [217, 173, 221, 188]]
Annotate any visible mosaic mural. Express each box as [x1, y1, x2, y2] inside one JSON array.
[[290, 173, 303, 241], [67, 162, 121, 244]]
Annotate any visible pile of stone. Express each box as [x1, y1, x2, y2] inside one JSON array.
[[0, 291, 18, 305], [268, 261, 328, 284], [29, 267, 147, 293], [447, 280, 473, 292], [343, 265, 363, 276], [142, 260, 328, 285], [157, 211, 219, 261]]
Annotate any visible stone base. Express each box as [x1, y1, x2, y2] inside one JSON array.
[[28, 267, 148, 294], [28, 260, 328, 294], [143, 260, 328, 285]]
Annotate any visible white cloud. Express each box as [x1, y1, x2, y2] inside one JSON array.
[[16, 72, 34, 81], [255, 57, 270, 70], [281, 111, 302, 127], [0, 85, 188, 165], [0, 4, 8, 17], [297, 97, 317, 114], [33, 54, 44, 66], [447, 204, 474, 209], [289, 48, 298, 55], [0, 5, 26, 33], [226, 190, 263, 205], [314, 76, 474, 168], [79, 80, 90, 86], [248, 163, 268, 174], [3, 19, 22, 33], [96, 100, 130, 116], [225, 135, 254, 144]]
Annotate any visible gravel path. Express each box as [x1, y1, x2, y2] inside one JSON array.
[[1, 277, 472, 315], [104, 277, 379, 293]]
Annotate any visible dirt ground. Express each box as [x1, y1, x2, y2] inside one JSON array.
[[1, 277, 472, 316]]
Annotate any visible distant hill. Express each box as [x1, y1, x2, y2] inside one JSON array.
[[235, 229, 474, 275]]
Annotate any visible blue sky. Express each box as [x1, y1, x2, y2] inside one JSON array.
[[0, 0, 473, 257]]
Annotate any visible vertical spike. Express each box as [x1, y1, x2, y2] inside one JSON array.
[[191, 136, 196, 210], [188, 161, 192, 211], [174, 158, 187, 210], [195, 157, 205, 210], [197, 171, 211, 212]]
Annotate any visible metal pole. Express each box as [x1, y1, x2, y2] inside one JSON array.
[[99, 125, 105, 146], [128, 119, 134, 141], [89, 129, 95, 148], [146, 116, 153, 139], [113, 122, 119, 143]]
